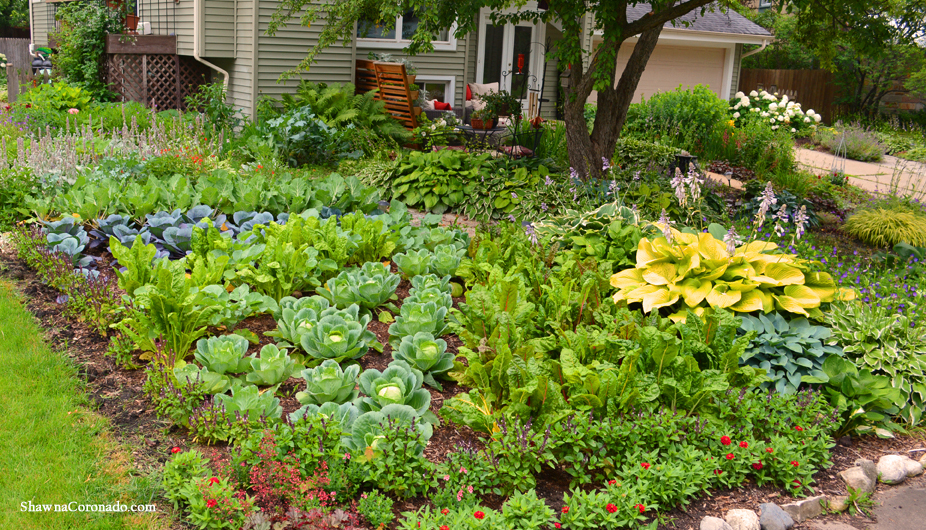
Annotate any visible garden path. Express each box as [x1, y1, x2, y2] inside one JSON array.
[[795, 148, 926, 196]]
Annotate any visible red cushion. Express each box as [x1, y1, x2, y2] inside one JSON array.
[[434, 101, 452, 111], [466, 84, 472, 101]]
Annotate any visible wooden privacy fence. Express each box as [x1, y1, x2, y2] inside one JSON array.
[[1, 38, 32, 102], [738, 69, 835, 124]]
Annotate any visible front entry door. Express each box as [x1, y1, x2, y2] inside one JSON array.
[[476, 8, 544, 101]]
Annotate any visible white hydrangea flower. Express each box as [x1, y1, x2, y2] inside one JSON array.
[[741, 97, 750, 107], [791, 128, 796, 133], [735, 91, 745, 99], [750, 90, 759, 97], [733, 112, 740, 118], [769, 103, 778, 111], [734, 103, 741, 110], [814, 114, 822, 123], [781, 95, 789, 104], [772, 125, 779, 130], [759, 90, 768, 96], [804, 117, 811, 123], [806, 109, 816, 117], [770, 118, 776, 123], [761, 112, 769, 117]]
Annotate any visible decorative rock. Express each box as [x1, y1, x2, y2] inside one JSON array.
[[725, 509, 760, 530], [701, 516, 734, 530], [828, 496, 849, 513], [903, 457, 923, 477], [758, 503, 794, 530], [877, 455, 910, 484], [780, 495, 824, 522], [839, 459, 877, 494], [920, 452, 926, 466]]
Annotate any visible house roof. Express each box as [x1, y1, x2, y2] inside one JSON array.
[[627, 3, 772, 38]]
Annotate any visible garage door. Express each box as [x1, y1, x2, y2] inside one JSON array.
[[589, 41, 727, 103]]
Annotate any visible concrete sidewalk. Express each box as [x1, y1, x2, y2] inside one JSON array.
[[795, 147, 926, 195]]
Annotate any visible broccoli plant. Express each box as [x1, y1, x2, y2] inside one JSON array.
[[316, 261, 400, 312], [296, 359, 361, 405], [193, 334, 251, 375], [393, 332, 454, 390], [356, 360, 431, 417], [246, 344, 297, 386]]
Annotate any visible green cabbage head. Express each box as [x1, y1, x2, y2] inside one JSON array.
[[393, 332, 453, 390], [357, 360, 430, 416], [296, 359, 360, 405]]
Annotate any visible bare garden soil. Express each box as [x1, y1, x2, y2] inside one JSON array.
[[1, 246, 923, 530]]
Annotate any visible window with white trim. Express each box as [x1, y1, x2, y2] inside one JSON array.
[[357, 11, 455, 50]]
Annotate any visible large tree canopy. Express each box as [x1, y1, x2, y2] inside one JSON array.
[[269, 0, 923, 179]]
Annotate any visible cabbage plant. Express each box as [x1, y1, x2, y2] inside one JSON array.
[[404, 286, 452, 310], [430, 245, 466, 277], [393, 332, 454, 390], [356, 360, 430, 416], [316, 261, 400, 311], [393, 249, 432, 278], [296, 359, 361, 405], [173, 361, 232, 394], [267, 297, 332, 348], [214, 383, 283, 421], [194, 334, 251, 375], [246, 344, 297, 386], [342, 404, 433, 458], [299, 308, 377, 362], [289, 400, 359, 426], [388, 301, 448, 344], [410, 274, 452, 294]]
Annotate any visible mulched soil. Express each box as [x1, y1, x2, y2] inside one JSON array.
[[2, 244, 925, 530]]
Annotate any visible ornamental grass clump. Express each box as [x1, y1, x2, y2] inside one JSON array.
[[843, 208, 926, 248]]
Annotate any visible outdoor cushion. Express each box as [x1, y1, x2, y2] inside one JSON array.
[[468, 82, 499, 111], [499, 145, 534, 158], [433, 101, 452, 111], [421, 99, 436, 111], [466, 84, 472, 101]]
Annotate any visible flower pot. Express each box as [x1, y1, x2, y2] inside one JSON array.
[[471, 118, 494, 130], [409, 90, 420, 101], [406, 75, 417, 85], [107, 0, 125, 11], [413, 107, 422, 116], [125, 14, 140, 33]]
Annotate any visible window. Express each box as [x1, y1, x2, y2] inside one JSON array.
[[357, 11, 455, 50], [757, 0, 773, 9], [415, 75, 456, 106]]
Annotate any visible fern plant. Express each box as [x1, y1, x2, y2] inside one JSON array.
[[281, 81, 410, 144], [843, 208, 926, 248]]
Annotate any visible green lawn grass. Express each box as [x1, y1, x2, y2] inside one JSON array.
[[0, 281, 166, 530]]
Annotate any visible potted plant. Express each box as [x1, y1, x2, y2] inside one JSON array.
[[408, 83, 420, 102], [471, 108, 496, 130], [124, 0, 140, 33], [477, 90, 522, 118]]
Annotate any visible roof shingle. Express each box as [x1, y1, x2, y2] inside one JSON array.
[[627, 3, 772, 37]]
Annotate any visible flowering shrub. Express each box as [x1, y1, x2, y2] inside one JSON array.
[[730, 90, 821, 135], [357, 489, 394, 528]]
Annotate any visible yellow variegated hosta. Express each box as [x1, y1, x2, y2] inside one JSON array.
[[610, 228, 855, 322]]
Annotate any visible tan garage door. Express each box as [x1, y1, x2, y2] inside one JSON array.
[[589, 41, 727, 103]]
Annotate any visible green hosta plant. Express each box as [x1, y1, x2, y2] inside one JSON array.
[[173, 361, 232, 395], [296, 359, 361, 405], [430, 245, 466, 277], [610, 228, 854, 322], [739, 312, 844, 394], [246, 344, 297, 386], [393, 249, 432, 278], [388, 301, 448, 345], [214, 382, 283, 421], [193, 334, 251, 375], [300, 307, 378, 362], [316, 261, 400, 311], [819, 356, 904, 437], [356, 360, 431, 417], [393, 332, 454, 390]]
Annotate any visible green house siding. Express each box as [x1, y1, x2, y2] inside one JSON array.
[[256, 2, 355, 102], [540, 23, 562, 120], [32, 2, 50, 47], [730, 43, 743, 97]]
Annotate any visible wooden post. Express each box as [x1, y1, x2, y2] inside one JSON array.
[[174, 55, 181, 110], [7, 65, 19, 103]]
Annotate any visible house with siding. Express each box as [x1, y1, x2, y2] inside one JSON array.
[[27, 1, 769, 120]]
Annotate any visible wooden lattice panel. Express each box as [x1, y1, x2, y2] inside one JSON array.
[[106, 54, 209, 111]]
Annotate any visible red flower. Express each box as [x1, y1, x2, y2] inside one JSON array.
[[714, 470, 723, 475], [208, 477, 220, 485], [721, 436, 732, 446], [206, 499, 217, 508], [640, 462, 651, 470], [562, 506, 569, 514], [608, 479, 616, 485], [752, 463, 763, 470], [791, 461, 800, 467], [635, 504, 645, 514], [766, 448, 774, 453], [441, 508, 449, 515], [792, 479, 802, 487], [794, 426, 804, 431], [440, 526, 449, 530], [726, 453, 735, 460], [606, 503, 618, 513], [257, 165, 263, 169], [170, 447, 181, 454], [474, 511, 485, 520], [739, 441, 748, 449], [554, 525, 561, 529]]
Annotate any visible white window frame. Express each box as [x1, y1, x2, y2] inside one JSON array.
[[415, 75, 457, 106], [357, 17, 457, 52], [474, 6, 546, 95]]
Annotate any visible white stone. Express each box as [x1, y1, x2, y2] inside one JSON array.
[[877, 454, 910, 484], [725, 509, 760, 530], [903, 457, 923, 477], [701, 516, 734, 530]]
